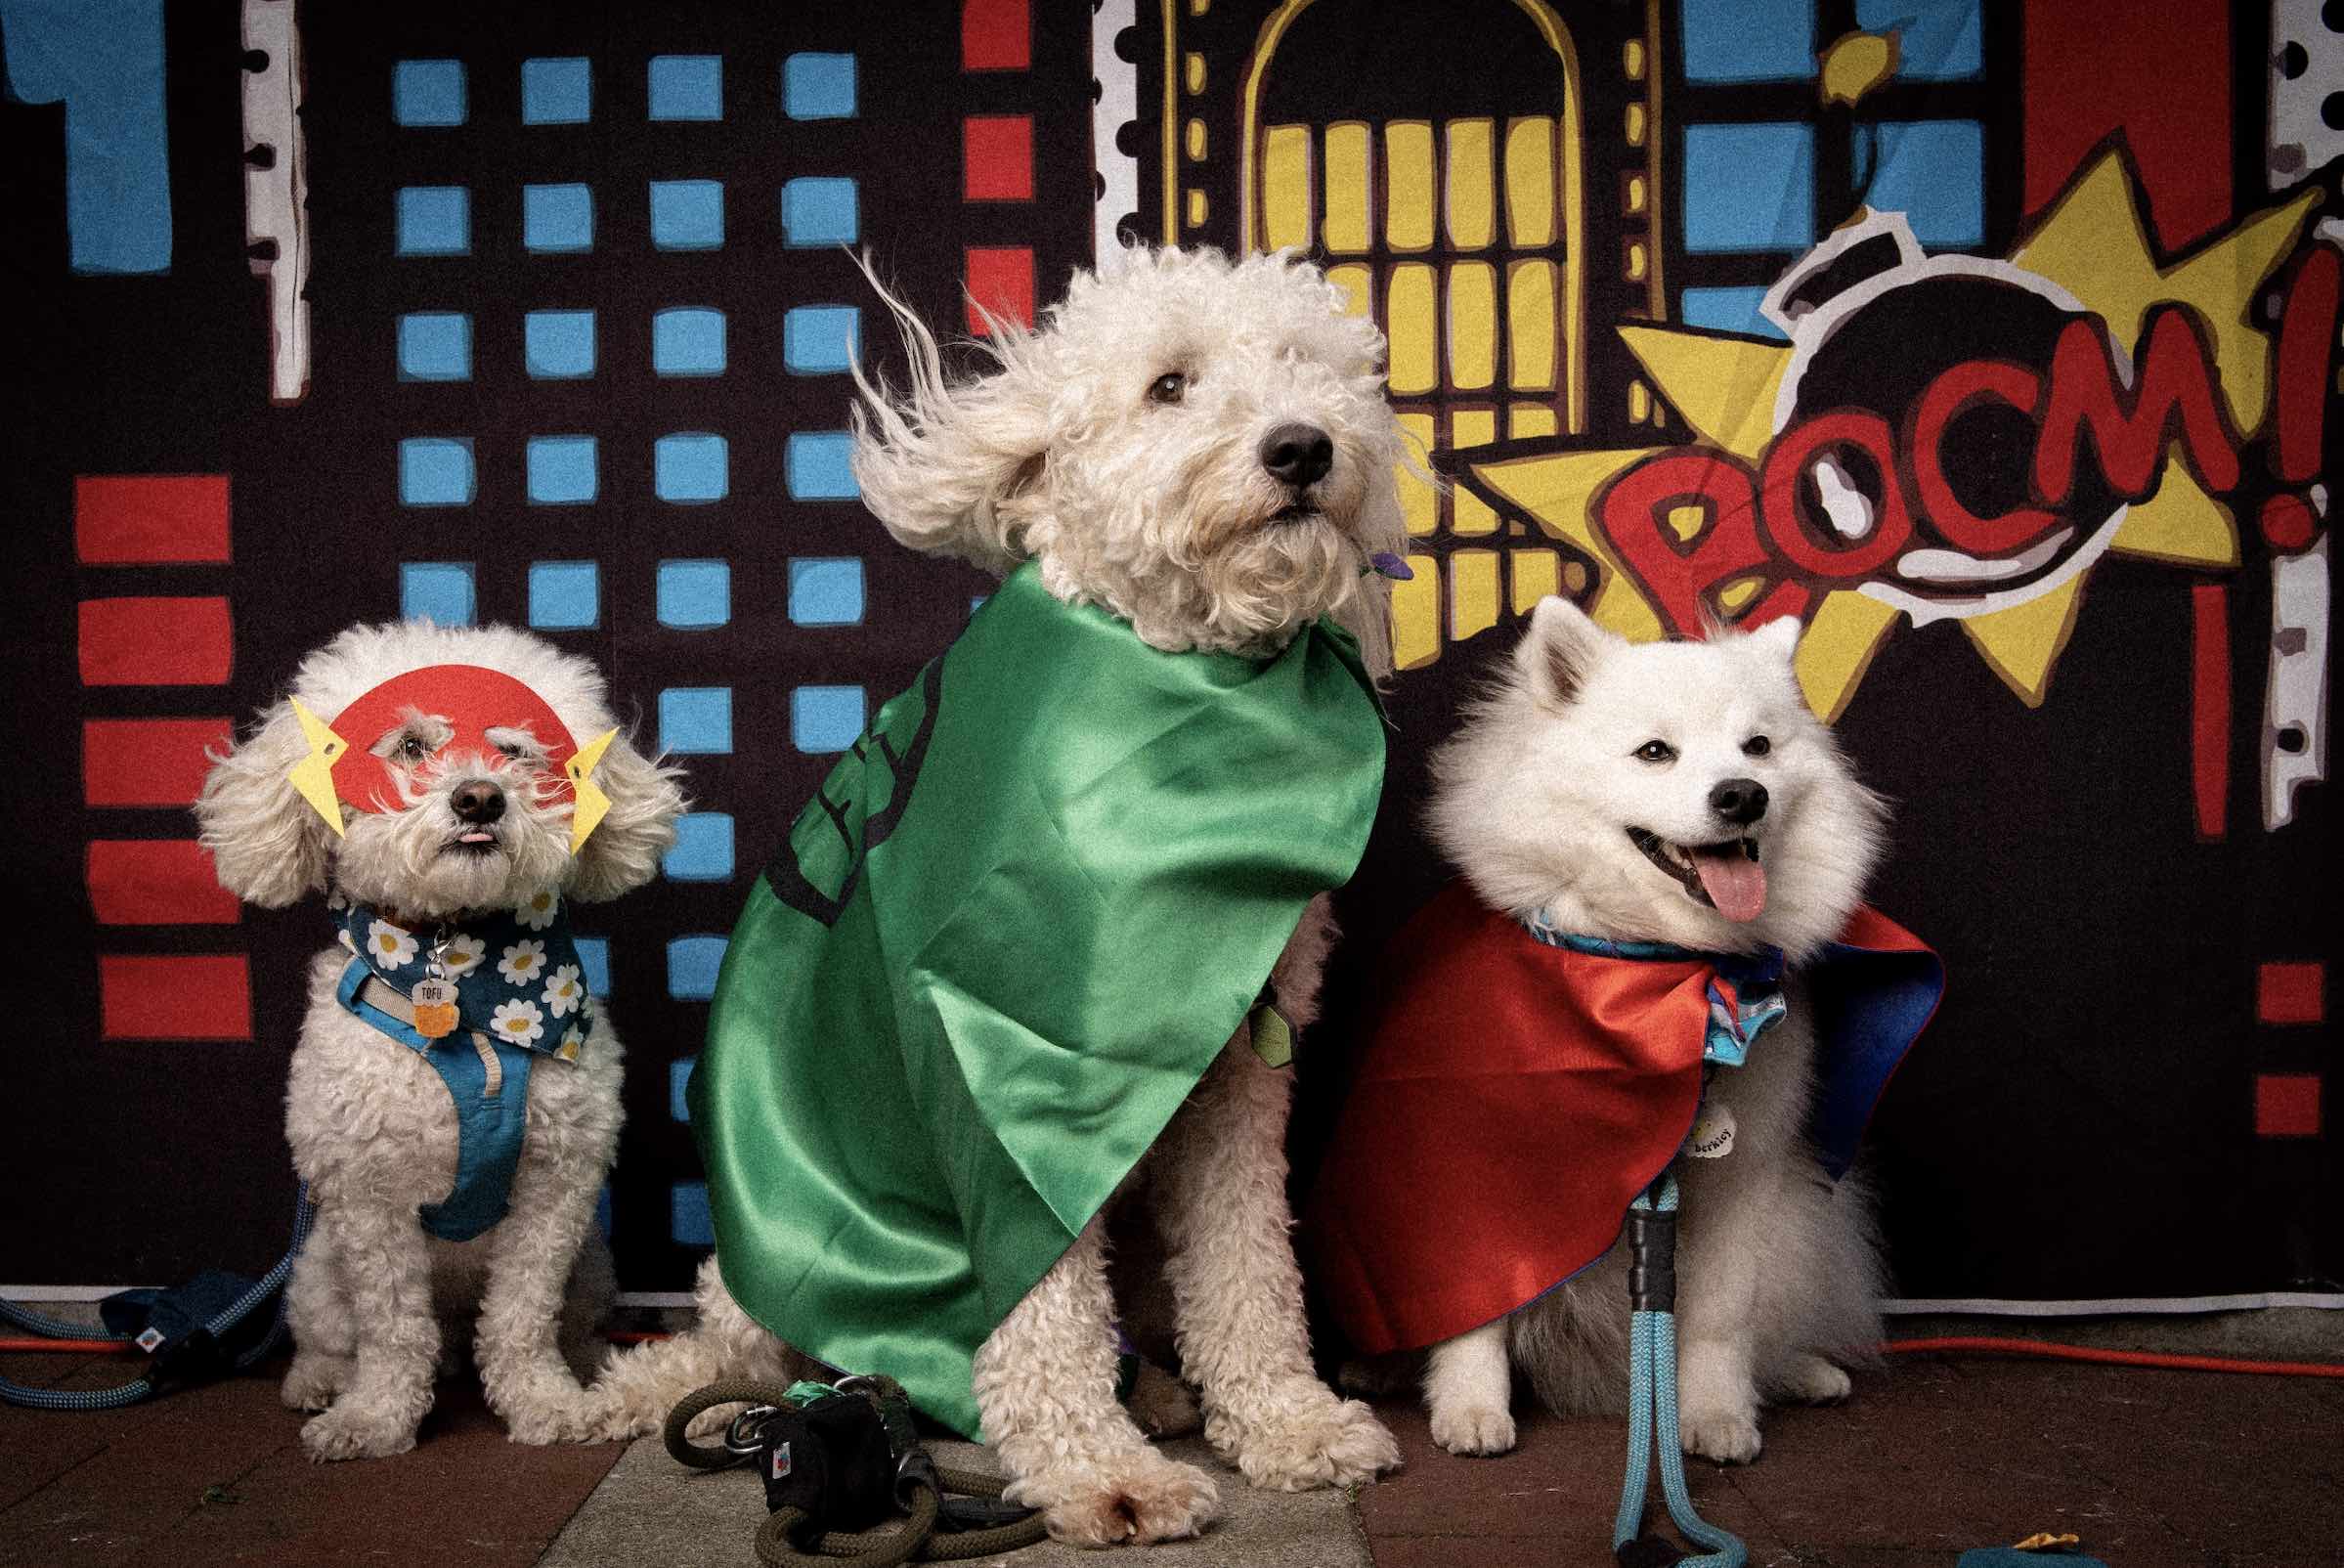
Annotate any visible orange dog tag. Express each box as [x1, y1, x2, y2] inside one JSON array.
[[412, 979, 458, 1040]]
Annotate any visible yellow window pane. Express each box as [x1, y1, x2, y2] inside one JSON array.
[[1391, 557, 1442, 670], [1451, 409, 1498, 537], [1504, 117, 1555, 249], [1187, 188, 1208, 229], [1326, 263, 1371, 319], [1186, 118, 1206, 161], [1262, 124, 1312, 252], [1386, 265, 1438, 395], [1624, 39, 1646, 80], [1324, 122, 1371, 253], [1451, 548, 1499, 640], [1506, 259, 1557, 391], [1384, 122, 1435, 252], [1447, 262, 1497, 391], [1445, 118, 1494, 250], [1626, 173, 1647, 215], [1626, 240, 1648, 283], [1185, 52, 1205, 94], [1626, 103, 1646, 148], [1510, 547, 1560, 613], [1628, 381, 1651, 424], [1396, 411, 1437, 537], [1508, 403, 1559, 438]]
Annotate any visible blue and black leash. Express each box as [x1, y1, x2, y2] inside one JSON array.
[[1614, 1170, 1746, 1568], [0, 1183, 316, 1411]]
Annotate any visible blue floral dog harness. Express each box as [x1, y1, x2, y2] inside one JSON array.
[[332, 891, 591, 1241]]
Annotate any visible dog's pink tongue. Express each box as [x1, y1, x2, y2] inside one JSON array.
[[1692, 848, 1766, 923]]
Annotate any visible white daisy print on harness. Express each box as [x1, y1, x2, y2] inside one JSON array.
[[499, 939, 549, 986], [440, 933, 487, 977], [490, 997, 546, 1048], [543, 964, 586, 1020], [367, 920, 419, 969]]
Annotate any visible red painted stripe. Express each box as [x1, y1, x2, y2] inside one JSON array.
[[965, 247, 1035, 335], [2253, 1073, 2322, 1138], [78, 597, 235, 686], [2256, 961, 2324, 1024], [74, 476, 232, 565], [964, 115, 1035, 202], [2021, 1, 2229, 248], [86, 841, 241, 926], [83, 718, 232, 807], [99, 953, 252, 1040], [2189, 583, 2227, 840], [961, 0, 1029, 71]]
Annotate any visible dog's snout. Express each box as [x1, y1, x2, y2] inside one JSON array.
[[1259, 423, 1333, 488], [1709, 777, 1768, 826], [452, 781, 506, 825]]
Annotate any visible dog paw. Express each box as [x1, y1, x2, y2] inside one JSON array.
[[1772, 1354, 1852, 1405], [1013, 1454, 1221, 1546], [1226, 1389, 1404, 1491], [1125, 1361, 1203, 1439], [1678, 1402, 1762, 1464], [1428, 1398, 1517, 1457], [503, 1398, 598, 1447], [281, 1355, 348, 1413], [300, 1405, 419, 1462]]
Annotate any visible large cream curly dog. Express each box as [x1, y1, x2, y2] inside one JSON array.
[[197, 623, 682, 1459], [587, 246, 1407, 1543]]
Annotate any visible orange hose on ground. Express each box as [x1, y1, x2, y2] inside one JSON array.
[[0, 1338, 132, 1354], [1886, 1335, 2344, 1378]]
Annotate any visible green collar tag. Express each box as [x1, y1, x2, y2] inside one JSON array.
[[1249, 1004, 1294, 1069]]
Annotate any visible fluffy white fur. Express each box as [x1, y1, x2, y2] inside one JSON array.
[[585, 245, 1404, 1543], [1417, 597, 1889, 1464], [196, 622, 683, 1460]]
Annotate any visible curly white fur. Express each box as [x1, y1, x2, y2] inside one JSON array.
[[586, 245, 1404, 1542], [196, 623, 683, 1460], [1419, 600, 1889, 1464]]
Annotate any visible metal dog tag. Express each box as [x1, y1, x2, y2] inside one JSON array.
[[411, 977, 459, 1040], [1684, 1104, 1736, 1160]]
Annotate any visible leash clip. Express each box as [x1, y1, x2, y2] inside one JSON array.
[[724, 1402, 785, 1457]]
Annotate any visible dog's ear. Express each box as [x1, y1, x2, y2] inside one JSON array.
[[1519, 595, 1615, 710], [1744, 613, 1801, 662], [846, 256, 1052, 575], [567, 734, 687, 903], [195, 700, 334, 908]]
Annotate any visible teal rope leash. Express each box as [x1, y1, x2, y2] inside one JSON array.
[[1613, 1171, 1745, 1568]]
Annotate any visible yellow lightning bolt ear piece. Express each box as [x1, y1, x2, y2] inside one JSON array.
[[285, 698, 349, 839], [566, 727, 619, 853]]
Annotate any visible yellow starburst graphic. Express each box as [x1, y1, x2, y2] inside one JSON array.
[[1456, 150, 2321, 721]]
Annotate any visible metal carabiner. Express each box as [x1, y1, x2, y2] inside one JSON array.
[[723, 1403, 782, 1456]]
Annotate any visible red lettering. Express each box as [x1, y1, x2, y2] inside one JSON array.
[[1758, 411, 1912, 580], [1596, 454, 1807, 634], [2033, 305, 2240, 504], [1910, 360, 2061, 556]]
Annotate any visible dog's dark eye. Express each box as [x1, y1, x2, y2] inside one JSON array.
[[1743, 735, 1771, 758], [1634, 740, 1676, 763], [495, 741, 528, 760], [1147, 371, 1187, 406], [396, 736, 430, 762]]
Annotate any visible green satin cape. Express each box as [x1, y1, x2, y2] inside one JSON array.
[[692, 561, 1384, 1437]]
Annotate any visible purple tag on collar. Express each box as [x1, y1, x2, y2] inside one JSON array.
[[1369, 551, 1414, 581]]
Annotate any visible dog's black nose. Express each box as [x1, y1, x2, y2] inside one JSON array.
[[452, 781, 506, 824], [1260, 423, 1333, 488], [1709, 777, 1768, 826]]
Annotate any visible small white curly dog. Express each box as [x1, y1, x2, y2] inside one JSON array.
[[586, 245, 1408, 1543], [196, 623, 683, 1460]]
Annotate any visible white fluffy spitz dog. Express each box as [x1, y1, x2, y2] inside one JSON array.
[[1354, 596, 1895, 1464]]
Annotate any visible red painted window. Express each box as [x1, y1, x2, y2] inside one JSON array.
[[87, 841, 241, 925], [79, 597, 235, 686], [83, 719, 232, 807], [965, 247, 1035, 335], [964, 115, 1035, 202], [2256, 962, 2324, 1024], [2253, 1073, 2322, 1138], [961, 0, 1029, 71], [99, 954, 252, 1040], [75, 475, 231, 565]]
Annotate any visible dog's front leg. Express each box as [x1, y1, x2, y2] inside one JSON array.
[[474, 1151, 605, 1444], [975, 1214, 1219, 1545], [298, 1199, 440, 1460], [1673, 1163, 1770, 1464], [1423, 1318, 1517, 1455], [1153, 1041, 1402, 1491]]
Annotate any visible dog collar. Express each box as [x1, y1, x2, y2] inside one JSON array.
[[331, 892, 592, 1063]]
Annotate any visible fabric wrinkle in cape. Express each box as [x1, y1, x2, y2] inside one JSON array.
[[1303, 881, 1942, 1359], [691, 561, 1385, 1437]]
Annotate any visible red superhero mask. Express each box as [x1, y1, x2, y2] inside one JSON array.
[[326, 665, 581, 814]]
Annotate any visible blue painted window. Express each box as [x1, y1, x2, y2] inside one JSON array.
[[574, 936, 611, 996], [784, 53, 856, 119], [1862, 120, 1985, 248], [1680, 0, 1813, 82], [522, 58, 591, 125], [593, 1187, 613, 1239], [524, 310, 597, 379], [656, 433, 729, 502], [664, 813, 736, 882], [400, 438, 475, 505], [1683, 124, 1815, 253], [660, 687, 734, 755], [784, 305, 859, 373], [669, 1058, 696, 1120], [650, 180, 724, 250], [789, 558, 865, 626], [671, 1180, 714, 1245], [527, 560, 599, 630], [786, 431, 857, 500], [395, 187, 469, 256], [394, 61, 465, 127], [398, 313, 471, 380], [657, 559, 731, 629], [649, 55, 722, 120], [1678, 285, 1784, 339], [527, 436, 599, 504], [400, 562, 475, 626], [523, 184, 594, 253], [667, 936, 727, 1001], [653, 308, 726, 376], [1857, 0, 1982, 80], [791, 685, 867, 754], [782, 178, 858, 246]]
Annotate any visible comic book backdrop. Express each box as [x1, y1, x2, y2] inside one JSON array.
[[2, 1, 2334, 1315]]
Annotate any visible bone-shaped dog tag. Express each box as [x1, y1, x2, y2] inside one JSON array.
[[411, 978, 459, 1040]]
